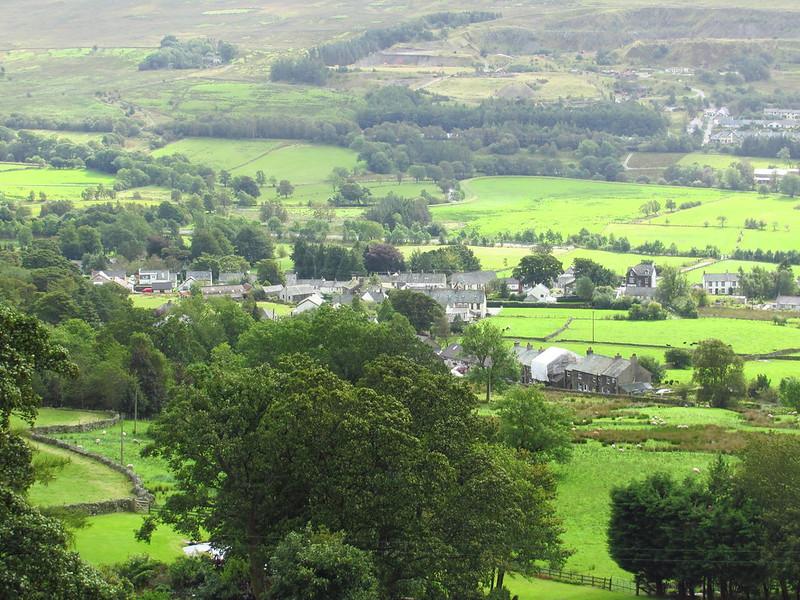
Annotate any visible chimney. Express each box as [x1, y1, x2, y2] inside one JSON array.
[[514, 341, 520, 348], [527, 343, 533, 351], [539, 346, 544, 352], [615, 353, 622, 359], [586, 347, 593, 356]]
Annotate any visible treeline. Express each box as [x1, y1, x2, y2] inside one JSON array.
[[611, 441, 800, 600], [291, 239, 366, 280], [356, 87, 666, 137], [165, 115, 355, 146], [737, 135, 800, 159], [2, 114, 130, 134], [139, 35, 237, 71], [732, 248, 800, 266], [312, 11, 499, 66]]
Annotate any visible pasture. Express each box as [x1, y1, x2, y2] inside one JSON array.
[[423, 71, 604, 103], [74, 513, 185, 566], [10, 407, 113, 432], [554, 441, 715, 577], [507, 575, 636, 600], [0, 167, 114, 200], [679, 153, 782, 170], [430, 176, 800, 253], [27, 440, 132, 507]]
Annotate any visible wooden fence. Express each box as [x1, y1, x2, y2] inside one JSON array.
[[534, 566, 641, 595]]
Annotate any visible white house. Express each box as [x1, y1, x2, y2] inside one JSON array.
[[702, 272, 740, 296], [90, 271, 134, 292], [775, 295, 800, 311], [291, 293, 326, 316], [754, 168, 799, 185], [450, 271, 497, 291], [524, 283, 557, 304], [423, 289, 487, 323]]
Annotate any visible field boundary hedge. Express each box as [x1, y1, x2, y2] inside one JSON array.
[[488, 301, 591, 309]]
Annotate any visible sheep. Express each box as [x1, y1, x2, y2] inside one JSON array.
[[126, 464, 134, 470], [692, 467, 701, 474], [101, 430, 107, 435], [95, 438, 101, 444]]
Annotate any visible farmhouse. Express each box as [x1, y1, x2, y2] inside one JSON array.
[[218, 271, 249, 284], [438, 343, 477, 376], [423, 289, 487, 323], [450, 271, 497, 291], [500, 277, 523, 294], [262, 284, 284, 297], [626, 263, 657, 288], [564, 349, 652, 395], [775, 295, 800, 311], [136, 268, 176, 292], [702, 272, 740, 296], [380, 272, 448, 290], [556, 268, 576, 295]]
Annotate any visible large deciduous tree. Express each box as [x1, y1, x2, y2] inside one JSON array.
[[363, 242, 405, 273], [461, 320, 519, 403], [512, 253, 563, 287], [386, 289, 443, 333], [692, 339, 745, 408]]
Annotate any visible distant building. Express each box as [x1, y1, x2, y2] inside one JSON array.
[[512, 342, 542, 384], [775, 296, 800, 311], [556, 268, 576, 295], [200, 284, 251, 300], [184, 270, 213, 286], [291, 294, 326, 316], [499, 277, 523, 294], [136, 269, 176, 293], [754, 168, 799, 185], [702, 272, 740, 296], [529, 347, 580, 387], [764, 108, 800, 120], [280, 285, 317, 303], [90, 270, 133, 292], [622, 286, 657, 301], [379, 272, 448, 290], [450, 271, 497, 291], [423, 289, 487, 323], [218, 272, 249, 284], [626, 263, 657, 288], [524, 283, 557, 304]]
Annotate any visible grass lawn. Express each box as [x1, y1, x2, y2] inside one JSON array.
[[257, 301, 293, 317], [554, 441, 715, 577], [56, 421, 175, 499], [10, 407, 113, 432], [130, 294, 179, 310], [74, 513, 185, 566], [27, 441, 132, 507], [507, 575, 636, 600]]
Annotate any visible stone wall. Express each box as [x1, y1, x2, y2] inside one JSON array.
[[29, 431, 154, 515], [33, 415, 119, 435]]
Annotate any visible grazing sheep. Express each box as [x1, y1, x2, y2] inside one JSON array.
[[102, 430, 107, 435], [126, 464, 134, 470], [95, 438, 101, 444], [692, 467, 701, 474], [677, 424, 689, 429], [122, 431, 127, 437]]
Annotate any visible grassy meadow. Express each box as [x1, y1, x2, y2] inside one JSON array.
[[74, 513, 185, 566], [0, 167, 114, 200]]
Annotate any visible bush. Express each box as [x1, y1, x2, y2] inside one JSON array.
[[665, 348, 692, 369], [628, 301, 668, 321]]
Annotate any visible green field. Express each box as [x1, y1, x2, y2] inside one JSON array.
[[555, 441, 715, 577], [10, 407, 113, 432], [56, 421, 175, 498], [0, 167, 114, 200], [507, 574, 636, 600], [73, 513, 185, 566], [130, 294, 178, 309], [154, 138, 360, 184], [555, 248, 700, 275], [679, 153, 782, 170], [27, 441, 132, 507], [257, 301, 293, 317], [431, 177, 798, 253]]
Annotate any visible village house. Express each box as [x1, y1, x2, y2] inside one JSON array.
[[136, 268, 176, 292], [379, 272, 447, 290], [528, 346, 579, 387], [90, 270, 134, 292], [524, 283, 557, 304], [280, 284, 317, 303], [200, 284, 252, 300], [512, 342, 542, 384], [556, 268, 576, 295], [702, 272, 740, 296], [184, 270, 213, 286], [499, 277, 524, 294], [754, 168, 800, 185], [764, 108, 800, 120], [437, 343, 477, 377], [626, 263, 657, 288], [450, 271, 497, 291], [775, 295, 800, 311], [262, 284, 284, 298], [563, 349, 652, 395], [291, 293, 326, 316], [423, 289, 487, 323]]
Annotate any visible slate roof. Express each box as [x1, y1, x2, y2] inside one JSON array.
[[629, 263, 656, 277], [451, 271, 497, 286], [380, 272, 447, 286], [423, 289, 485, 306], [623, 286, 657, 298], [776, 295, 800, 306], [218, 272, 247, 284], [186, 270, 213, 281], [569, 353, 638, 378], [512, 343, 541, 366], [283, 284, 316, 297], [703, 272, 739, 283], [262, 284, 284, 295]]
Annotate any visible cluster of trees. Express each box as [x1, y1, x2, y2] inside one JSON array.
[[140, 339, 567, 598], [312, 11, 499, 66], [738, 265, 797, 301], [363, 193, 431, 229], [166, 114, 356, 145], [662, 161, 754, 191], [291, 239, 366, 280], [269, 55, 330, 85], [408, 244, 481, 274], [138, 35, 237, 70], [610, 438, 800, 600], [731, 248, 800, 266]]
